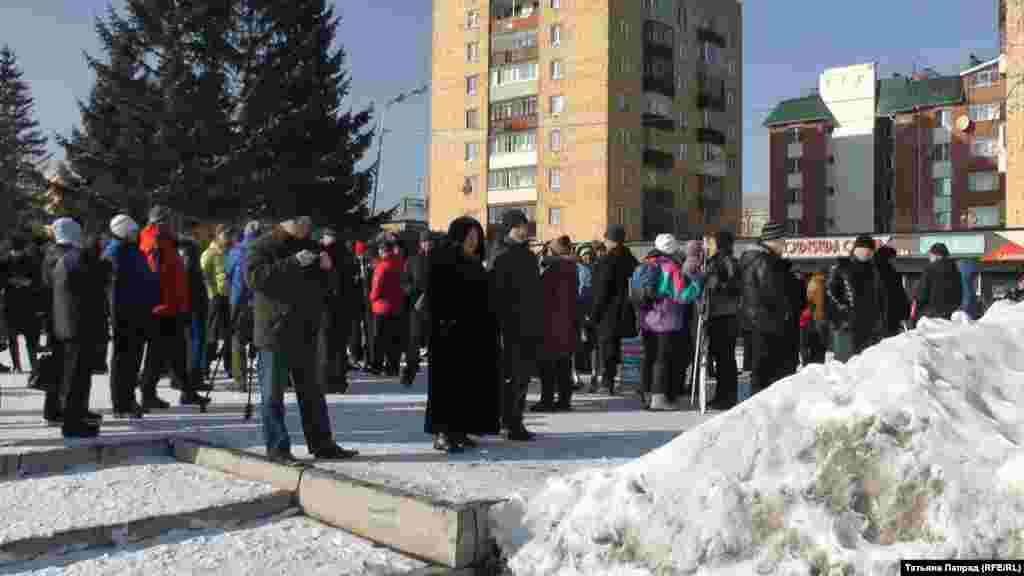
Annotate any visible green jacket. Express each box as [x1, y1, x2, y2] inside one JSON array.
[[200, 243, 227, 298]]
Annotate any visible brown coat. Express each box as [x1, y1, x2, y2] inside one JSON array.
[[807, 273, 826, 321]]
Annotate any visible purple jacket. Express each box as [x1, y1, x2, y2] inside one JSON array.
[[639, 254, 703, 334]]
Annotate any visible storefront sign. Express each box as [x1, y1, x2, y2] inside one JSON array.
[[918, 235, 985, 256], [782, 236, 891, 259]]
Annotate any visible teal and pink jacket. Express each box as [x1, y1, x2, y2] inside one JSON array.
[[638, 253, 703, 334]]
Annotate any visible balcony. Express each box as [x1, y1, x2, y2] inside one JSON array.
[[642, 114, 675, 132], [491, 12, 539, 34], [643, 76, 675, 99], [696, 128, 726, 146], [490, 45, 539, 66], [696, 160, 727, 178], [490, 113, 538, 134], [489, 79, 538, 103], [697, 26, 726, 47], [643, 42, 673, 60], [643, 148, 675, 171]]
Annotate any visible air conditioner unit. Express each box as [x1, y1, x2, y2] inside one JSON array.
[[999, 54, 1008, 75]]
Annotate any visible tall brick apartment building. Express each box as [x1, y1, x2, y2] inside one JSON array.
[[429, 0, 743, 243], [764, 60, 1006, 236]]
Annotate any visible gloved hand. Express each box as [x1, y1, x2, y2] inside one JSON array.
[[295, 249, 318, 267]]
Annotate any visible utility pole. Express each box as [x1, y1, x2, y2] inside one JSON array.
[[369, 84, 430, 217]]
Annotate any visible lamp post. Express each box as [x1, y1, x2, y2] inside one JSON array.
[[371, 84, 430, 216]]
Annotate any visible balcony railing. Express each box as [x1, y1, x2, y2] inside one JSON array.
[[696, 128, 726, 146], [491, 12, 539, 34], [643, 76, 675, 98], [490, 46, 539, 66], [489, 114, 539, 134], [697, 26, 726, 47], [643, 42, 673, 60], [642, 114, 675, 132], [643, 149, 675, 171]]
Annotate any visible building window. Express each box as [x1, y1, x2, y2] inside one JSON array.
[[466, 42, 479, 63], [466, 10, 479, 30], [728, 157, 737, 170], [934, 177, 952, 227], [786, 127, 800, 143], [550, 24, 561, 47], [678, 143, 687, 161], [969, 103, 1001, 122], [786, 188, 801, 203], [619, 56, 630, 74], [786, 158, 800, 173], [489, 131, 537, 155], [466, 75, 478, 96], [727, 90, 735, 108], [466, 109, 478, 129], [551, 59, 563, 79], [550, 95, 565, 114], [488, 167, 537, 189], [550, 128, 561, 151], [940, 109, 953, 129], [619, 20, 630, 39], [549, 167, 561, 190], [463, 175, 477, 194], [679, 43, 687, 60], [931, 142, 951, 162], [617, 94, 627, 112], [465, 142, 479, 162], [728, 60, 736, 76], [679, 110, 688, 128], [550, 0, 560, 8], [490, 62, 539, 86], [970, 205, 1000, 227], [826, 218, 836, 229], [701, 42, 720, 65], [549, 207, 561, 225], [728, 125, 736, 140], [968, 171, 999, 192], [827, 186, 836, 197], [975, 69, 995, 88], [785, 219, 801, 234], [972, 137, 998, 158]]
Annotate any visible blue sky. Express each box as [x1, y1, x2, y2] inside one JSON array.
[[0, 0, 999, 212]]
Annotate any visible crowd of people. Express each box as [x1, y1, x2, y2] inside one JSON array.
[[0, 207, 1012, 458]]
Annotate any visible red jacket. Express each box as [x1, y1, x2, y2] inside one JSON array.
[[139, 224, 191, 317], [370, 255, 405, 317], [542, 258, 578, 356]]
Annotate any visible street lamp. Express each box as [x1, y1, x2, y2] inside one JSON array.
[[371, 84, 430, 216]]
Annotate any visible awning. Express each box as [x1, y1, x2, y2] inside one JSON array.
[[982, 241, 1024, 262]]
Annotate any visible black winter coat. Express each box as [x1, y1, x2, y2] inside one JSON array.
[[247, 231, 328, 352], [46, 244, 105, 342], [826, 259, 887, 347], [178, 237, 208, 323], [915, 258, 963, 321], [704, 252, 740, 319], [739, 246, 799, 336], [591, 245, 639, 341], [489, 236, 543, 360], [3, 249, 43, 330], [876, 256, 910, 336]]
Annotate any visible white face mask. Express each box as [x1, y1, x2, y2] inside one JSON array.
[[852, 248, 873, 263], [929, 254, 940, 264]]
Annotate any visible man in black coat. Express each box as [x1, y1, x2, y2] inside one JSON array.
[[247, 217, 357, 464], [739, 222, 800, 394], [704, 230, 741, 410], [3, 233, 42, 374], [43, 218, 105, 438], [400, 230, 433, 387], [589, 224, 638, 395], [875, 245, 910, 336], [914, 243, 963, 323], [826, 235, 888, 362], [316, 228, 349, 393], [489, 210, 542, 441]]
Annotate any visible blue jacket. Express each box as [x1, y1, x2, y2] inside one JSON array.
[[102, 239, 160, 327], [229, 231, 260, 309], [957, 259, 979, 319]]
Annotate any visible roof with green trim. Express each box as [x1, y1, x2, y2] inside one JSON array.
[[763, 95, 834, 128], [877, 76, 963, 115]]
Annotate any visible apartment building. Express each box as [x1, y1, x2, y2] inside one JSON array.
[[1001, 0, 1024, 226], [429, 0, 743, 243], [765, 60, 1006, 235]]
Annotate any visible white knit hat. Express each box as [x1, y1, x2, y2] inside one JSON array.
[[51, 217, 82, 248], [109, 214, 139, 240], [654, 233, 680, 255]]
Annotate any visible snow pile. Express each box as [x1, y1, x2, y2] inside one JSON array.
[[492, 301, 1024, 575]]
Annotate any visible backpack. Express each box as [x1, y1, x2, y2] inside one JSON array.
[[628, 260, 660, 308]]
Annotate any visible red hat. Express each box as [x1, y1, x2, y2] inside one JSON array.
[[354, 240, 367, 256]]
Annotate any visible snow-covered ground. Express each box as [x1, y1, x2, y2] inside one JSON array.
[[0, 349, 716, 503], [492, 302, 1024, 575], [7, 511, 426, 575], [0, 456, 275, 545]]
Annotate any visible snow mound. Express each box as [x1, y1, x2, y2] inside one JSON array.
[[492, 301, 1024, 575]]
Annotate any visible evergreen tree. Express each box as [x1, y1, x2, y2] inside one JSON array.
[[231, 0, 375, 228], [0, 45, 49, 230]]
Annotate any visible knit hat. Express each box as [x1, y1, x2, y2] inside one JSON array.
[[928, 243, 950, 258], [148, 205, 171, 225], [760, 221, 787, 242], [654, 233, 680, 255], [501, 209, 529, 229], [109, 214, 139, 240], [853, 235, 876, 251], [354, 240, 368, 256], [52, 217, 82, 248], [606, 224, 626, 243]]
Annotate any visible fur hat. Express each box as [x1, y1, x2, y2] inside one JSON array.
[[109, 214, 139, 240], [52, 217, 82, 248], [654, 233, 680, 255]]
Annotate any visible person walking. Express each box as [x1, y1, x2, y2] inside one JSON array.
[[826, 235, 888, 362], [348, 240, 372, 369], [534, 235, 578, 413], [247, 216, 357, 464], [369, 236, 406, 376], [102, 215, 160, 418], [703, 231, 741, 410], [912, 243, 963, 324], [201, 224, 233, 379], [3, 233, 42, 375], [573, 244, 596, 385], [227, 221, 261, 390], [425, 217, 501, 453], [400, 230, 433, 387], [139, 206, 210, 409], [739, 222, 801, 394], [43, 218, 104, 438], [874, 245, 909, 336], [589, 225, 639, 395], [489, 210, 542, 441]]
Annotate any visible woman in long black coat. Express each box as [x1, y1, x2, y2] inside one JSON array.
[[425, 217, 500, 453]]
